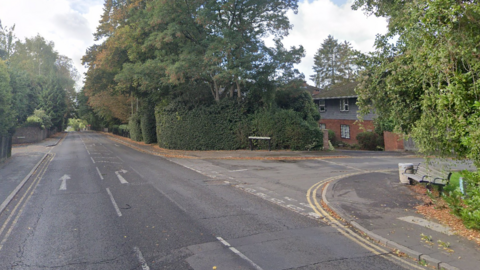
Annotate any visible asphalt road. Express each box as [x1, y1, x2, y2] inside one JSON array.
[[0, 132, 412, 270]]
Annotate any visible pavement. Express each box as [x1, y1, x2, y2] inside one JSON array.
[[0, 133, 64, 214], [1, 131, 478, 270]]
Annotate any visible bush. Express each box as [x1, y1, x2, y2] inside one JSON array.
[[356, 131, 384, 151], [23, 109, 53, 130], [328, 129, 337, 146], [443, 171, 480, 230], [128, 113, 142, 142]]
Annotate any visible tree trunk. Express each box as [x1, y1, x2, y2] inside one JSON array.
[[236, 80, 241, 99]]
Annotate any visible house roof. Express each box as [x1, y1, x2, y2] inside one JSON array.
[[310, 81, 358, 100]]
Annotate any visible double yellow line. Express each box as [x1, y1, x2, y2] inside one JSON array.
[[0, 153, 55, 251], [306, 170, 425, 270]]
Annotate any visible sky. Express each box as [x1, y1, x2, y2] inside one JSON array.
[[0, 0, 387, 89]]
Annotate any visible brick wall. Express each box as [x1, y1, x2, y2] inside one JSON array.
[[319, 119, 374, 144], [12, 127, 47, 144], [384, 131, 404, 151]]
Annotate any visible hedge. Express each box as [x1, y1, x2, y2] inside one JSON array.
[[140, 102, 157, 144], [156, 99, 245, 150], [356, 131, 384, 150], [128, 113, 143, 142], [156, 100, 323, 151]]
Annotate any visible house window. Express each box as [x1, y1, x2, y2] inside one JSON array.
[[318, 99, 326, 112], [340, 98, 349, 111], [319, 123, 326, 130], [340, 125, 350, 139]]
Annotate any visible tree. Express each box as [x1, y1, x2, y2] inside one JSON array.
[[0, 59, 14, 136], [353, 0, 480, 166], [311, 35, 357, 88], [0, 20, 15, 60]]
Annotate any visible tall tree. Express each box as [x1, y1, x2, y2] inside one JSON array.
[[311, 35, 357, 88], [353, 0, 480, 166], [0, 59, 14, 135], [0, 20, 15, 60]]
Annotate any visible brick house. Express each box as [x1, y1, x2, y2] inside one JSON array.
[[308, 82, 376, 145]]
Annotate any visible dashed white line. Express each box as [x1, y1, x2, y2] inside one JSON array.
[[230, 169, 248, 172], [216, 237, 263, 270], [90, 157, 95, 164], [115, 171, 129, 184], [106, 188, 122, 217], [133, 247, 150, 270], [96, 167, 104, 180]]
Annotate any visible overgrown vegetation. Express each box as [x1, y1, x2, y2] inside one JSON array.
[[24, 109, 53, 130]]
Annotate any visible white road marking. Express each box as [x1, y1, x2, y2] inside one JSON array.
[[286, 204, 305, 212], [96, 167, 104, 180], [230, 169, 248, 172], [115, 170, 129, 184], [133, 247, 150, 270], [130, 167, 144, 178], [216, 237, 263, 270], [59, 175, 70, 190], [157, 189, 187, 212], [106, 188, 122, 217], [398, 216, 453, 235], [90, 157, 95, 164], [284, 197, 297, 201]]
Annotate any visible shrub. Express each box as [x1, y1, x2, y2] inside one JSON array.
[[443, 171, 480, 230], [128, 113, 143, 142], [356, 131, 384, 150], [328, 129, 337, 146], [23, 109, 53, 130]]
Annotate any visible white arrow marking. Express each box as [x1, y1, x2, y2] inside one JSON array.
[[115, 170, 129, 184], [59, 175, 70, 190]]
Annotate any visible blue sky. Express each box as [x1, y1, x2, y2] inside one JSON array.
[[0, 0, 386, 89]]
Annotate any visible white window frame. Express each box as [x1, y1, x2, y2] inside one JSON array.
[[319, 123, 326, 130], [318, 99, 326, 112], [340, 124, 350, 139], [340, 98, 349, 112]]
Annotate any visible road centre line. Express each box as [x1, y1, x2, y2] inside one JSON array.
[[106, 188, 122, 217], [133, 247, 150, 270], [91, 157, 95, 164], [96, 167, 104, 180], [216, 237, 263, 270]]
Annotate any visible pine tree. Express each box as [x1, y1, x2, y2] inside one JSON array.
[[311, 35, 357, 89]]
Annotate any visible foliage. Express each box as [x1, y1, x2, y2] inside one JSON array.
[[140, 101, 156, 144], [68, 118, 88, 131], [356, 131, 384, 151], [275, 87, 320, 121], [328, 129, 337, 146], [156, 99, 246, 150], [128, 113, 142, 142], [0, 59, 14, 136], [249, 109, 323, 151], [443, 171, 480, 230], [24, 109, 52, 130], [311, 35, 358, 88], [354, 0, 480, 167]]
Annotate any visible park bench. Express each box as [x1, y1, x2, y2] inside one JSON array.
[[248, 136, 271, 151], [403, 163, 452, 194]]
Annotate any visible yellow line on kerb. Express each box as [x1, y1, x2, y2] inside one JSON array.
[[306, 170, 425, 270], [0, 154, 55, 251]]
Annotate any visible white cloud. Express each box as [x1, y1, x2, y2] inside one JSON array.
[[280, 0, 388, 84], [0, 0, 385, 89], [0, 0, 104, 89]]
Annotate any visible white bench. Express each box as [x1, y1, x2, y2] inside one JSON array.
[[403, 163, 451, 194], [248, 136, 271, 151]]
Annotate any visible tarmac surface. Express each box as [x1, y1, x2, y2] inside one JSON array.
[[0, 131, 478, 269]]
